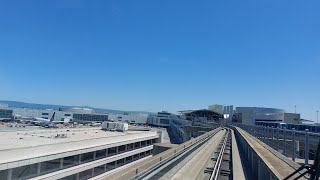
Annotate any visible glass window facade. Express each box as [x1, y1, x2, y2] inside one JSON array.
[[147, 140, 151, 145], [95, 149, 106, 159], [116, 159, 124, 167], [0, 170, 8, 180], [146, 150, 152, 156], [40, 159, 61, 174], [75, 150, 152, 179], [6, 139, 155, 180], [108, 147, 117, 156], [134, 142, 141, 149], [79, 169, 92, 180], [12, 164, 37, 179], [118, 145, 126, 153], [125, 156, 133, 164], [127, 143, 134, 151], [160, 119, 170, 124], [94, 165, 105, 176], [106, 161, 116, 171], [140, 152, 146, 158], [133, 154, 139, 161], [80, 152, 94, 163], [0, 109, 13, 119], [63, 155, 79, 168], [141, 141, 146, 147], [73, 114, 108, 122], [61, 174, 77, 180]]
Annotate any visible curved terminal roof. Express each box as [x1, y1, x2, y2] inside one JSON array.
[[181, 109, 224, 121]]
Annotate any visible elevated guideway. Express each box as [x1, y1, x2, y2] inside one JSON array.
[[167, 129, 245, 180], [92, 124, 318, 180], [97, 127, 245, 180], [163, 129, 226, 180], [234, 126, 309, 179]]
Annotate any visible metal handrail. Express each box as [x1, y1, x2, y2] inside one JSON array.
[[234, 123, 320, 166], [132, 128, 222, 180]]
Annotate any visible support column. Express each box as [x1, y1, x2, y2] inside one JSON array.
[[251, 150, 254, 175], [277, 128, 280, 151], [7, 169, 12, 180], [37, 162, 41, 175], [305, 129, 309, 165], [283, 128, 286, 155], [92, 168, 94, 177], [272, 128, 275, 146], [292, 128, 296, 161], [60, 158, 63, 169], [258, 159, 261, 180]]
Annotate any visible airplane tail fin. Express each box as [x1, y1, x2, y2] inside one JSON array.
[[50, 112, 55, 122]]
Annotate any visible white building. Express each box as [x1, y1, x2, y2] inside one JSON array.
[[235, 107, 286, 125], [11, 107, 70, 121], [0, 128, 159, 180], [147, 111, 189, 127], [9, 107, 108, 123], [108, 113, 149, 124]]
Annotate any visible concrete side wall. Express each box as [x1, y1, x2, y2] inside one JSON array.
[[233, 126, 307, 180]]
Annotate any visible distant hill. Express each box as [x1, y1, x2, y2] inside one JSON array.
[[0, 100, 155, 115]]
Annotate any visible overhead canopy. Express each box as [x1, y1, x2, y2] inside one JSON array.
[[182, 109, 223, 121]]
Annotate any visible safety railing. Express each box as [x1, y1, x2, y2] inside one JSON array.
[[234, 123, 320, 165]]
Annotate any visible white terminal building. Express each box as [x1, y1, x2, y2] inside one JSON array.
[[10, 107, 108, 123], [6, 106, 149, 124], [0, 128, 159, 180], [107, 113, 149, 124], [234, 107, 301, 125]]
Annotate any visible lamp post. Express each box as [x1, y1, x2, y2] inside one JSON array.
[[317, 111, 319, 124], [294, 105, 296, 114]]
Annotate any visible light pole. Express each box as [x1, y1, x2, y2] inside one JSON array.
[[317, 111, 319, 124], [294, 105, 296, 114]]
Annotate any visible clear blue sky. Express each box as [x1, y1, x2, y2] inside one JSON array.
[[0, 0, 319, 121]]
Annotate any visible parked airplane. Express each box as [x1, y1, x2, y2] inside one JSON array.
[[14, 113, 73, 128], [33, 112, 56, 125]]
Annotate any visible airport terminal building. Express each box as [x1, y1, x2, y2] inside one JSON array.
[[108, 113, 149, 124], [9, 107, 109, 123], [5, 106, 151, 124], [0, 128, 159, 180], [234, 107, 301, 125]]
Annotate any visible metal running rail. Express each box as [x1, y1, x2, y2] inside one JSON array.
[[131, 128, 222, 180], [209, 129, 230, 180]]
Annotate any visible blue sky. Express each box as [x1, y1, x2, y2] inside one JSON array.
[[0, 0, 319, 121]]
